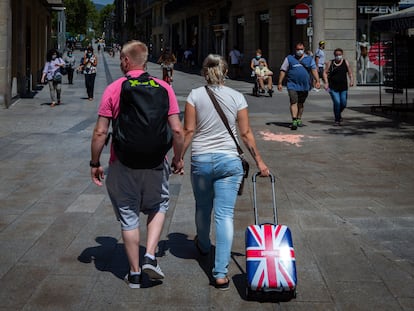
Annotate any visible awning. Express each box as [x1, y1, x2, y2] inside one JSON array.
[[371, 6, 414, 32]]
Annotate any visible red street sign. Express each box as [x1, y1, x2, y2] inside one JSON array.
[[295, 3, 310, 19]]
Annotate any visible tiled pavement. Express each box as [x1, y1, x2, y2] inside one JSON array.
[[0, 49, 413, 310]]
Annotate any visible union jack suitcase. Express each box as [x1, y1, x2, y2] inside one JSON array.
[[245, 172, 297, 300]]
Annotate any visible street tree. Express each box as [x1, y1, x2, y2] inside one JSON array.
[[64, 0, 98, 35]]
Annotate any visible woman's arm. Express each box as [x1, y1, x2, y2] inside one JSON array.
[[181, 103, 196, 160], [345, 60, 354, 87], [323, 61, 331, 89], [237, 108, 269, 176]]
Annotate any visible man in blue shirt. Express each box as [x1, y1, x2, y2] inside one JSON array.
[[277, 42, 320, 130]]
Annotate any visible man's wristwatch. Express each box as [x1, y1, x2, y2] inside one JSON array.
[[89, 160, 101, 168]]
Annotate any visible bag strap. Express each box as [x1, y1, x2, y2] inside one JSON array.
[[204, 86, 244, 156]]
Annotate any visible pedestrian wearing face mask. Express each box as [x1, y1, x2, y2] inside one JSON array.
[[83, 47, 98, 100], [323, 48, 354, 126], [41, 49, 65, 107], [64, 49, 76, 84], [277, 42, 320, 130], [250, 49, 268, 77]]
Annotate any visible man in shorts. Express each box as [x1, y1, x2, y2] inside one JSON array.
[[277, 42, 320, 130], [90, 40, 184, 288]]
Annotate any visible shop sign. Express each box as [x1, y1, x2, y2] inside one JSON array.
[[358, 5, 398, 15]]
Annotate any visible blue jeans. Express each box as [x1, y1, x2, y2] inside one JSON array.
[[191, 153, 244, 279], [329, 89, 348, 122]]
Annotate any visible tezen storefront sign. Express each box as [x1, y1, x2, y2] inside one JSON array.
[[358, 5, 398, 15]]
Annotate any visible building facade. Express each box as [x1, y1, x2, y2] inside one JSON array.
[[115, 0, 412, 85], [0, 0, 64, 108]]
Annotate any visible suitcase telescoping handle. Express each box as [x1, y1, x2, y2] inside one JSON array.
[[252, 172, 278, 225]]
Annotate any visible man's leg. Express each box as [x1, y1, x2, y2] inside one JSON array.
[[106, 161, 142, 288], [296, 91, 308, 126], [297, 103, 304, 119], [141, 161, 170, 280], [145, 212, 165, 256], [122, 228, 140, 272], [141, 211, 166, 279], [289, 89, 299, 130], [290, 102, 298, 119]]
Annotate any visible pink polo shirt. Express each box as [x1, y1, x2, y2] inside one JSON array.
[[98, 69, 180, 163]]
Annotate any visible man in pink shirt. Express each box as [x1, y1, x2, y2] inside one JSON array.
[[90, 40, 184, 288]]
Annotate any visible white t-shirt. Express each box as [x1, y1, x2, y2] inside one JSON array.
[[186, 85, 248, 156], [315, 48, 325, 68]]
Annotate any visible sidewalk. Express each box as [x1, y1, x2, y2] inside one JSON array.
[[0, 50, 413, 310]]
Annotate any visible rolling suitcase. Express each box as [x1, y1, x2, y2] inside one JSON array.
[[245, 172, 297, 300]]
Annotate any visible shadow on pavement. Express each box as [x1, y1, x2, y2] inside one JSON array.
[[349, 105, 414, 125], [78, 236, 128, 280], [78, 236, 163, 288], [309, 114, 414, 137]]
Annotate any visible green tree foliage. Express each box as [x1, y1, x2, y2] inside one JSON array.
[[96, 4, 115, 37], [64, 0, 98, 35]]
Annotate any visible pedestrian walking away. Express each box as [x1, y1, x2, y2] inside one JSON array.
[[83, 47, 98, 100], [90, 40, 184, 289], [277, 42, 320, 130], [181, 54, 269, 290], [40, 48, 65, 107], [63, 49, 76, 84], [323, 48, 354, 126]]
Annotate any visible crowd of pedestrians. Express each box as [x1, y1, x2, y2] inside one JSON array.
[[40, 39, 353, 291]]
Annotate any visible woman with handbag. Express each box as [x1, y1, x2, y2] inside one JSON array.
[[83, 46, 98, 100], [40, 49, 65, 107], [323, 48, 354, 126], [181, 54, 269, 290]]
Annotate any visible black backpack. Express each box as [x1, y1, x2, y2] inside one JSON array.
[[112, 73, 173, 169]]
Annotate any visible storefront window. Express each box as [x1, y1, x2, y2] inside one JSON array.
[[357, 1, 400, 85]]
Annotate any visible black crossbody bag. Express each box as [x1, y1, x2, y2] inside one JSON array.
[[205, 86, 250, 195]]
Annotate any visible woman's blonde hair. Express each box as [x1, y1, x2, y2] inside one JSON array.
[[202, 54, 228, 85]]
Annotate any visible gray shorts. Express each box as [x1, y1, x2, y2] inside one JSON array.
[[106, 159, 171, 231], [288, 89, 308, 104]]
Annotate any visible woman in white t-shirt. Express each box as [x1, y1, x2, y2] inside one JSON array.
[[181, 54, 269, 290]]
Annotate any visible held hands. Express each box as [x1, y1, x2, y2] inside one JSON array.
[[171, 156, 184, 175]]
